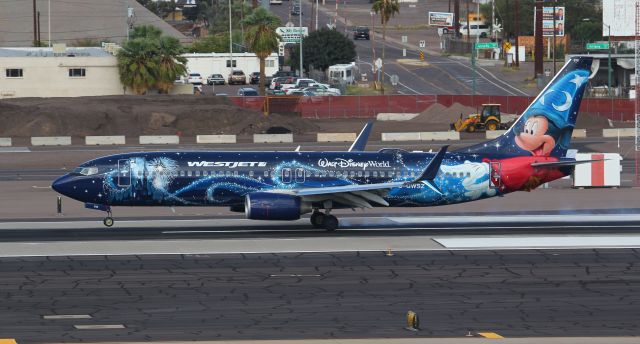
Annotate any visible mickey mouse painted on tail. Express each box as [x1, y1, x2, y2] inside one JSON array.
[[461, 57, 596, 192]]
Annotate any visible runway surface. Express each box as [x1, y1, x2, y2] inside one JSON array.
[[1, 214, 640, 342]]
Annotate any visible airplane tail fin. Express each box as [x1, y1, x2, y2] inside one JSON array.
[[460, 56, 596, 158]]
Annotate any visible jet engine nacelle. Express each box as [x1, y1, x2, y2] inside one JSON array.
[[245, 192, 309, 220]]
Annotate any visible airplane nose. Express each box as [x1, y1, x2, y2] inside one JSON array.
[[52, 174, 74, 197]]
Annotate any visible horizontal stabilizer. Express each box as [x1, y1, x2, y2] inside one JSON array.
[[410, 145, 449, 184], [531, 159, 605, 168]]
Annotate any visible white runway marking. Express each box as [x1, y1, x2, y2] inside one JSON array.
[[43, 314, 92, 320], [435, 235, 640, 249], [73, 324, 125, 330]]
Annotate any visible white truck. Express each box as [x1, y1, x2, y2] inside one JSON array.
[[328, 63, 356, 85]]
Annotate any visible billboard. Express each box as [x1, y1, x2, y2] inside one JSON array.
[[541, 6, 564, 37], [275, 26, 309, 43], [428, 12, 454, 27], [603, 0, 636, 37]]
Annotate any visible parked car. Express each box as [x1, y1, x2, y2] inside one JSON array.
[[249, 72, 261, 84], [281, 78, 317, 91], [353, 26, 370, 40], [460, 24, 489, 37], [271, 76, 297, 90], [272, 70, 296, 78], [207, 74, 225, 85], [228, 69, 247, 85], [237, 87, 259, 96], [305, 83, 341, 96], [270, 0, 283, 4], [291, 5, 301, 15], [187, 72, 203, 85]]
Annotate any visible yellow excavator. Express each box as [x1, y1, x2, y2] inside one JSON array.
[[451, 104, 508, 133]]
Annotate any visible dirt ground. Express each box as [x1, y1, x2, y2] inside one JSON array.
[[0, 95, 631, 138]]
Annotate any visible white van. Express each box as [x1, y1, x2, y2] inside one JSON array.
[[459, 23, 490, 37], [328, 63, 356, 85]]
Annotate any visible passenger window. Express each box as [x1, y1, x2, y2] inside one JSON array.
[[264, 170, 269, 177], [195, 170, 200, 177], [373, 171, 378, 177], [234, 171, 238, 176], [364, 171, 370, 177], [467, 172, 471, 177], [357, 171, 363, 177], [380, 171, 385, 177], [329, 171, 335, 177], [249, 171, 254, 177], [179, 171, 185, 177], [187, 171, 192, 177], [349, 171, 355, 177], [226, 171, 231, 176]]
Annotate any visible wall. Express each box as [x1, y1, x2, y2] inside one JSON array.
[[183, 52, 280, 79], [0, 55, 123, 98]]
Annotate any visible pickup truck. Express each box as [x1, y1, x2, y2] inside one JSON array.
[[281, 78, 316, 91]]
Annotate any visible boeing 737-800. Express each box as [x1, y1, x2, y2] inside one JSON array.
[[53, 56, 598, 231]]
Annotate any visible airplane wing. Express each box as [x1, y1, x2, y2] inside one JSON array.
[[348, 121, 374, 152], [266, 146, 449, 209]]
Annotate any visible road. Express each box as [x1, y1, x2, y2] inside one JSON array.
[[262, 0, 529, 96], [2, 220, 640, 342]]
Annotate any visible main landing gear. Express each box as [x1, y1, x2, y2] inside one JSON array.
[[310, 210, 339, 231], [103, 208, 114, 227]]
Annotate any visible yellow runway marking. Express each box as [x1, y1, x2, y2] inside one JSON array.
[[0, 339, 17, 344], [478, 332, 504, 339]]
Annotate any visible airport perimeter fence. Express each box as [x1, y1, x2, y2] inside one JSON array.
[[228, 94, 636, 122]]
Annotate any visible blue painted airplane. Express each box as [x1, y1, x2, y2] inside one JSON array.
[[53, 56, 599, 231]]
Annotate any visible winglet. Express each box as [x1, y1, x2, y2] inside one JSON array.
[[407, 145, 449, 195], [348, 121, 374, 152]]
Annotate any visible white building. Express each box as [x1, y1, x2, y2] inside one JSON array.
[[0, 46, 124, 98], [182, 52, 280, 79]]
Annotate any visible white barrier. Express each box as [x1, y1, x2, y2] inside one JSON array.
[[197, 135, 237, 144], [139, 135, 180, 145], [573, 153, 623, 188], [381, 132, 421, 141], [317, 133, 357, 142], [485, 130, 507, 139], [31, 136, 71, 146], [85, 136, 126, 145], [0, 138, 11, 147], [253, 134, 293, 143], [572, 129, 587, 138], [419, 131, 460, 141], [602, 128, 635, 137], [376, 113, 420, 121]]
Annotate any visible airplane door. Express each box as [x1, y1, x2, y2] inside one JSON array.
[[281, 168, 292, 184], [489, 161, 501, 189], [118, 159, 131, 187], [295, 168, 305, 183]]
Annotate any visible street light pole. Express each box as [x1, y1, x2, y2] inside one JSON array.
[[48, 0, 51, 47], [371, 11, 376, 80], [299, 0, 303, 77], [229, 0, 233, 74]]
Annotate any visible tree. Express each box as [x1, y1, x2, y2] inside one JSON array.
[[117, 39, 158, 95], [155, 36, 188, 94], [372, 0, 400, 94], [290, 28, 356, 72], [243, 7, 281, 96], [117, 25, 187, 95]]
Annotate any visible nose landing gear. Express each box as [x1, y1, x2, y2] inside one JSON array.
[[103, 209, 114, 227]]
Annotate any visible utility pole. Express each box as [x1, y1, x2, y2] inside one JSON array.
[[229, 0, 233, 73], [466, 0, 470, 41], [48, 0, 51, 47], [514, 0, 519, 67], [37, 11, 41, 46], [491, 0, 496, 40], [454, 0, 460, 38], [300, 0, 303, 77], [552, 0, 557, 75], [534, 0, 543, 76], [32, 0, 37, 46]]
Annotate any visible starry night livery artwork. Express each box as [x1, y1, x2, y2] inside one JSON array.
[[53, 57, 598, 231]]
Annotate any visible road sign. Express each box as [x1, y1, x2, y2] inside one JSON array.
[[402, 48, 406, 57], [276, 26, 308, 43], [401, 35, 407, 43], [503, 41, 512, 51], [586, 42, 610, 50], [375, 58, 383, 70], [419, 51, 425, 61], [419, 40, 426, 48], [475, 42, 499, 49], [390, 74, 399, 86]]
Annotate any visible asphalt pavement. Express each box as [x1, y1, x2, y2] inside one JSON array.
[[2, 246, 640, 342]]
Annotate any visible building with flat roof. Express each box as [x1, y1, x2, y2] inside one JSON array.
[[0, 46, 124, 98]]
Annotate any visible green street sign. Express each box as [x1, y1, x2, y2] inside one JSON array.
[[586, 42, 610, 50], [475, 42, 498, 49]]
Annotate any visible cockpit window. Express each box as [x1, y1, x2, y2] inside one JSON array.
[[73, 166, 99, 176]]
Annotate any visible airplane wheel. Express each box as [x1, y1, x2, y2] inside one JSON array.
[[322, 215, 339, 232], [310, 212, 325, 228], [103, 217, 114, 227]]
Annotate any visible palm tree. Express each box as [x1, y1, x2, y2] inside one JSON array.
[[372, 0, 400, 94], [243, 8, 281, 96], [130, 25, 163, 40], [117, 39, 158, 95], [155, 36, 188, 94]]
